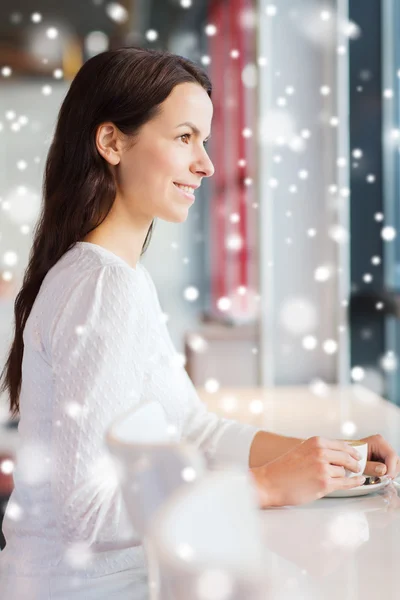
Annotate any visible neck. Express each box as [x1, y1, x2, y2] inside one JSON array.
[[83, 202, 152, 270]]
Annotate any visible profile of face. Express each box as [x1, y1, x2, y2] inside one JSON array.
[[96, 82, 215, 225]]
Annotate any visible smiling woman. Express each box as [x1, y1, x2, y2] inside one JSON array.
[[1, 46, 215, 418], [85, 80, 215, 254], [0, 44, 399, 600], [0, 47, 238, 600]]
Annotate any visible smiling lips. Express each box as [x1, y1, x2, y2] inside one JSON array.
[[173, 183, 196, 203], [173, 182, 199, 193]]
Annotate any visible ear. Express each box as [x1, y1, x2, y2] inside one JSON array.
[[95, 123, 122, 166]]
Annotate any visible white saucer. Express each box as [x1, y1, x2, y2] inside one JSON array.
[[324, 476, 391, 498]]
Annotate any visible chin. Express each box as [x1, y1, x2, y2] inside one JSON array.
[[162, 208, 190, 224]]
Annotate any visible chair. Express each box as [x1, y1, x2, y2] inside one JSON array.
[[105, 401, 206, 599], [148, 471, 269, 600]]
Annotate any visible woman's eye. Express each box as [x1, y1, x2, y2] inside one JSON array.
[[179, 134, 209, 148]]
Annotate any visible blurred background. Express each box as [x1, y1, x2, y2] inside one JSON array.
[[0, 0, 400, 410]]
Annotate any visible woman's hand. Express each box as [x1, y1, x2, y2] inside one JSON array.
[[250, 436, 366, 507], [359, 434, 400, 479]]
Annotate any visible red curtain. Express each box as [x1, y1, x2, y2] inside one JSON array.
[[208, 0, 258, 323]]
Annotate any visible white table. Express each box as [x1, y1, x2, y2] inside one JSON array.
[[2, 385, 400, 598], [198, 384, 400, 600], [198, 383, 400, 450]]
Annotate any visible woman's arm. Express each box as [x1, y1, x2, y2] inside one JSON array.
[[181, 382, 304, 470], [249, 430, 304, 468]]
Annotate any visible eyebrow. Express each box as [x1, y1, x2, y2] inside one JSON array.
[[175, 121, 211, 140]]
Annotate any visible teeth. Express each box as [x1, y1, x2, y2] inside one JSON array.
[[175, 183, 194, 194]]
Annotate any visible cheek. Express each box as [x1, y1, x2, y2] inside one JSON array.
[[153, 152, 186, 195], [158, 149, 183, 176], [119, 143, 184, 194], [118, 149, 152, 189]]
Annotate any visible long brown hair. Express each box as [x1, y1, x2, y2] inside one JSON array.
[[1, 47, 212, 418]]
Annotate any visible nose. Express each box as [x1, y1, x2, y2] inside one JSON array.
[[191, 149, 215, 178]]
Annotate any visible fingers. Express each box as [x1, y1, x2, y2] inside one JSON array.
[[332, 475, 366, 490], [329, 465, 346, 478], [323, 449, 362, 474], [364, 461, 387, 477], [385, 451, 399, 479], [366, 435, 399, 478], [308, 436, 361, 461]]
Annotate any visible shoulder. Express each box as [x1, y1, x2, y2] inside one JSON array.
[[42, 244, 141, 301], [57, 262, 142, 309], [97, 263, 141, 294], [49, 263, 146, 346]]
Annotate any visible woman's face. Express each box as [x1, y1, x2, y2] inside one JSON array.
[[115, 82, 214, 224]]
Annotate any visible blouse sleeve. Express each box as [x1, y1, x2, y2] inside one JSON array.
[[140, 266, 261, 470], [49, 265, 148, 549], [181, 375, 260, 470]]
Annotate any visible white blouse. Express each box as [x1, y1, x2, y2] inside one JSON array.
[[0, 242, 259, 580]]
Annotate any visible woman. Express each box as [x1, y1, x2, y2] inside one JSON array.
[[0, 47, 398, 599]]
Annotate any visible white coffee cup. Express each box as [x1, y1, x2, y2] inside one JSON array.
[[342, 440, 368, 478]]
